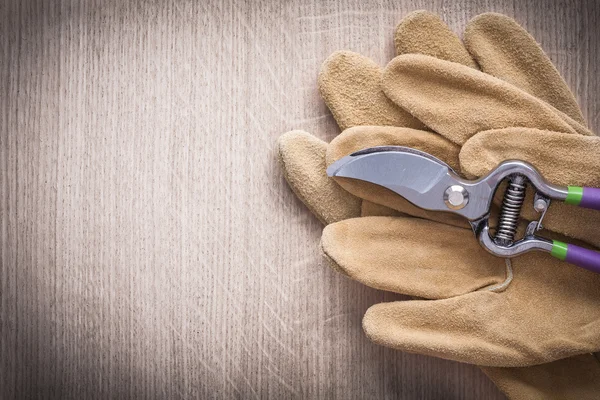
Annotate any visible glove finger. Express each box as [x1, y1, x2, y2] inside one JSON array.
[[396, 11, 587, 129], [361, 291, 587, 368], [278, 130, 361, 224], [362, 293, 518, 366], [325, 125, 468, 227], [318, 51, 426, 131], [382, 54, 592, 145], [461, 128, 600, 248], [481, 354, 600, 400], [363, 242, 600, 367], [321, 216, 507, 299], [395, 10, 478, 69], [461, 128, 600, 185], [465, 13, 586, 125]]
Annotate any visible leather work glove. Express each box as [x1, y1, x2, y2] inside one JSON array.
[[279, 11, 600, 399], [324, 16, 600, 380], [325, 54, 600, 394]]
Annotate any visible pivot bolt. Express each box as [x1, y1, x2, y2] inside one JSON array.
[[534, 198, 548, 212], [444, 185, 469, 210]]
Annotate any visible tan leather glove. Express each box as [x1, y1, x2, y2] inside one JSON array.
[[324, 33, 600, 364], [325, 55, 600, 394], [280, 11, 600, 399]]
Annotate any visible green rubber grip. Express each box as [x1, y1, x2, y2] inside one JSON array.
[[551, 240, 568, 261], [565, 186, 583, 206]]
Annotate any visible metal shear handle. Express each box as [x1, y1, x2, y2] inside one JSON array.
[[467, 160, 600, 274]]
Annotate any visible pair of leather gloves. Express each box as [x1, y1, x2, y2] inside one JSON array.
[[278, 11, 600, 399]]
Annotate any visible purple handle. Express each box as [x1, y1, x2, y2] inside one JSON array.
[[566, 244, 600, 274], [581, 187, 600, 211]]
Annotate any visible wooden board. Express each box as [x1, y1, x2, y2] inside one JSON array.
[[1, 0, 598, 398]]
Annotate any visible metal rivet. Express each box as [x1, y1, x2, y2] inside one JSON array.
[[444, 185, 469, 210]]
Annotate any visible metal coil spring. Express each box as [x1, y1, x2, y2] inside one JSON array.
[[495, 175, 527, 246]]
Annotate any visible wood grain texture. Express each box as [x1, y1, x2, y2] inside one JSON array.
[[1, 0, 599, 398]]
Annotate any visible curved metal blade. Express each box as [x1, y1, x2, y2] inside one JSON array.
[[326, 146, 488, 220]]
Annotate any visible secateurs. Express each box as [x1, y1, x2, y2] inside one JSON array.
[[326, 146, 600, 273]]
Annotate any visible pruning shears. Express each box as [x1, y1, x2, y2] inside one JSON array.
[[327, 146, 600, 273]]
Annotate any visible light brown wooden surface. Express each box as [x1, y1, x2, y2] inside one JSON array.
[[1, 0, 599, 398]]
